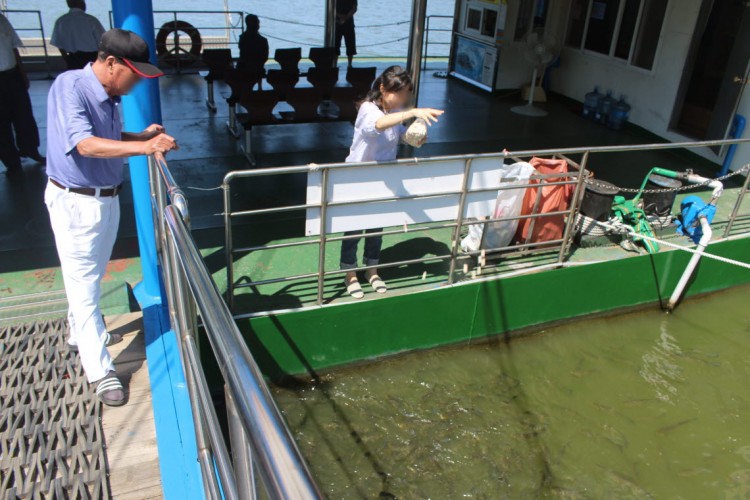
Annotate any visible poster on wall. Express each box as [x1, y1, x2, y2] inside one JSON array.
[[451, 34, 498, 91]]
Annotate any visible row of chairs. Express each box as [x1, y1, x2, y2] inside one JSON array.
[[201, 48, 377, 164]]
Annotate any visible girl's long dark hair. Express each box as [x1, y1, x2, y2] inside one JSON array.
[[363, 65, 413, 109]]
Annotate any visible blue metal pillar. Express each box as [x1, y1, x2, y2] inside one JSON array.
[[112, 0, 162, 307], [111, 4, 204, 498]]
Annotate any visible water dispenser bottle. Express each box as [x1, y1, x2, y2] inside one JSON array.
[[582, 86, 602, 120], [597, 90, 616, 124], [607, 95, 631, 130]]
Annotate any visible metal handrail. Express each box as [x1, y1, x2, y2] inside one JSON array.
[[2, 10, 50, 75], [222, 137, 750, 314], [149, 153, 323, 500], [223, 151, 586, 311], [423, 14, 453, 71]]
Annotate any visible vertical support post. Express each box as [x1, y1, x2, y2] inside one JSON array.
[[422, 15, 429, 72], [37, 11, 51, 78], [112, 0, 164, 307], [558, 151, 590, 263], [227, 104, 240, 138], [448, 159, 473, 284], [406, 0, 428, 106], [206, 80, 216, 111], [723, 167, 750, 238], [226, 388, 258, 500], [172, 11, 182, 75], [324, 0, 337, 50], [524, 177, 545, 246], [224, 182, 235, 311], [317, 169, 330, 305], [147, 156, 161, 256]]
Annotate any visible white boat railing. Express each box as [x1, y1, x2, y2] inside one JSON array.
[[222, 138, 750, 317]]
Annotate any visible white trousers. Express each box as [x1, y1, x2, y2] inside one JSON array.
[[44, 181, 120, 383]]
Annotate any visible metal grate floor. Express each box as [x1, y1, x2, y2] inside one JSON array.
[[0, 319, 110, 499]]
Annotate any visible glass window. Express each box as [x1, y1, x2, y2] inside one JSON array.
[[515, 0, 533, 40], [584, 0, 621, 54], [614, 0, 642, 59], [533, 0, 550, 34], [467, 8, 482, 31], [565, 0, 590, 48], [482, 9, 498, 38], [632, 0, 668, 69]]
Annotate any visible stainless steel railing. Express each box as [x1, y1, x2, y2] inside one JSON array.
[[422, 14, 453, 71], [148, 152, 322, 500], [2, 10, 51, 76], [222, 150, 588, 313], [222, 138, 750, 317]]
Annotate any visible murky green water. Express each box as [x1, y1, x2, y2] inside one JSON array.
[[272, 285, 750, 499]]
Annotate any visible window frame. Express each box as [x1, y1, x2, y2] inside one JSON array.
[[564, 0, 668, 73]]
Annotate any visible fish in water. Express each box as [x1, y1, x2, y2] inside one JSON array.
[[657, 417, 698, 435]]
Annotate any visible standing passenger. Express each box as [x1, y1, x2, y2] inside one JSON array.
[[0, 13, 44, 176], [341, 66, 443, 299], [335, 0, 357, 68], [51, 0, 106, 70]]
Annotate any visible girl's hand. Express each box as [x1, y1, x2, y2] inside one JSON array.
[[410, 108, 444, 125]]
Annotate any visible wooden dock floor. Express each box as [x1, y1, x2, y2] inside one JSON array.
[[102, 312, 163, 500]]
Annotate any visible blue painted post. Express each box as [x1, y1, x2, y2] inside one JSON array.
[[112, 0, 163, 307]]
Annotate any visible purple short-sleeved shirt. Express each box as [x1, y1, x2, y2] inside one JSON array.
[[46, 63, 124, 188]]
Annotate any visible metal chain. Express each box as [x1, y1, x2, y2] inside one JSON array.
[[585, 163, 750, 195]]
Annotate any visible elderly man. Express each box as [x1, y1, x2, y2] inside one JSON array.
[[45, 28, 178, 406], [51, 0, 106, 70]]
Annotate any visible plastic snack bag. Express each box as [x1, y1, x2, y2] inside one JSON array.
[[403, 118, 428, 147]]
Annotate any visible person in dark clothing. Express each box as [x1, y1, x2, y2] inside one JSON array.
[[0, 14, 44, 177], [237, 14, 269, 90], [50, 0, 106, 71], [335, 0, 357, 67]]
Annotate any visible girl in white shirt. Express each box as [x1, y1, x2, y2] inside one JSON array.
[[342, 65, 443, 299]]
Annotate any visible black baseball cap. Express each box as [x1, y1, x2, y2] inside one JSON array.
[[99, 28, 164, 78]]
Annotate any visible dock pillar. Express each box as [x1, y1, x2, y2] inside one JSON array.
[[324, 0, 337, 58], [406, 0, 428, 105], [112, 0, 163, 308]]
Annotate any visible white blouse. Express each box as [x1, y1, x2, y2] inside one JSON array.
[[345, 101, 406, 163]]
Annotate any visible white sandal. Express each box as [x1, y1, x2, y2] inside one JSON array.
[[367, 274, 387, 294], [345, 278, 365, 299]]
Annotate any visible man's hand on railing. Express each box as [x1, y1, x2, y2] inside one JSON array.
[[143, 132, 179, 155], [142, 123, 166, 140]]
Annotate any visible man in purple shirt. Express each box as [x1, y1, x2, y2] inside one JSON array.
[[45, 29, 178, 406]]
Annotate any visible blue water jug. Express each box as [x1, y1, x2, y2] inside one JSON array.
[[582, 86, 602, 120], [597, 90, 616, 124], [607, 95, 631, 130]]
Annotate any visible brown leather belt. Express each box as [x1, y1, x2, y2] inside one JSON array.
[[50, 178, 122, 197]]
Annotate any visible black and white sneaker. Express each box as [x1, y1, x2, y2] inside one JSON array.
[[96, 372, 127, 407]]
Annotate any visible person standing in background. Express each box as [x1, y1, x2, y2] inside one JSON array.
[[0, 13, 44, 177], [51, 0, 106, 70], [335, 0, 357, 68]]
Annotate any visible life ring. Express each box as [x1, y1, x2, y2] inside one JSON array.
[[155, 20, 202, 67]]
